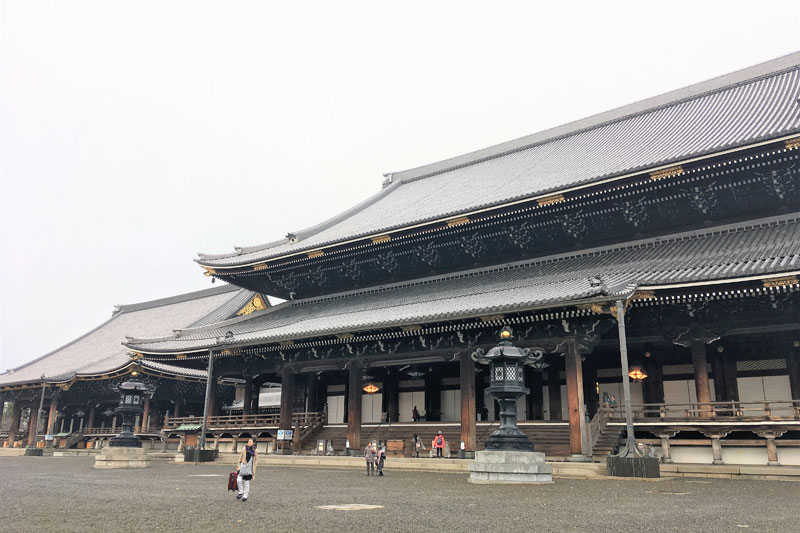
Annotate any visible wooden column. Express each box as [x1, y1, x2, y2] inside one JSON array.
[[173, 400, 182, 419], [46, 395, 59, 435], [307, 374, 321, 413], [347, 361, 362, 451], [582, 360, 599, 419], [384, 369, 399, 423], [86, 406, 95, 432], [26, 404, 39, 447], [475, 370, 487, 421], [460, 354, 477, 452], [242, 376, 254, 421], [691, 339, 712, 418], [140, 398, 149, 432], [279, 366, 295, 430], [546, 355, 562, 421], [6, 402, 22, 447], [0, 401, 5, 431], [207, 380, 218, 417], [643, 355, 665, 414], [723, 354, 739, 402], [525, 366, 544, 420], [425, 367, 441, 421], [565, 339, 588, 459], [710, 351, 727, 402], [785, 349, 800, 400]]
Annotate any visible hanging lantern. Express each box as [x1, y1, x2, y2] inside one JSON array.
[[628, 366, 648, 382], [362, 383, 380, 394]]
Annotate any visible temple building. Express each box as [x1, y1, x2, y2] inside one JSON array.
[[0, 286, 269, 450], [4, 53, 800, 466]]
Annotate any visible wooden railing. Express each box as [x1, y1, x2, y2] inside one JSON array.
[[163, 412, 324, 431], [603, 400, 800, 422], [589, 408, 609, 449], [82, 426, 160, 436]]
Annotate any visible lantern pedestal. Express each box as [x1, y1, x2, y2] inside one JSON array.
[[468, 450, 552, 484], [93, 446, 150, 469]]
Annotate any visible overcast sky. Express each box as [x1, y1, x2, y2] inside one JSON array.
[[1, 1, 799, 373]]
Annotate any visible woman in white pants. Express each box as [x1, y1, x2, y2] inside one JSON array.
[[236, 438, 257, 502]]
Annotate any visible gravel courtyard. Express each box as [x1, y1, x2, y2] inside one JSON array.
[[1, 456, 798, 532]]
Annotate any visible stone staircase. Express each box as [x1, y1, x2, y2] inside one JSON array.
[[592, 427, 624, 459], [301, 422, 575, 458]]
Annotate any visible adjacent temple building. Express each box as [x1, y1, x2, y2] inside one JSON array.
[[2, 53, 799, 467]]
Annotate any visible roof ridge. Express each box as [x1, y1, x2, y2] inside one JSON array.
[[115, 283, 239, 314], [390, 52, 800, 183]]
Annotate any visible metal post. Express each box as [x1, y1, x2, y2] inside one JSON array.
[[615, 300, 640, 457], [199, 350, 215, 451]]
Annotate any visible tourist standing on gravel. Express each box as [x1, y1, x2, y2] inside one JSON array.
[[412, 434, 425, 457], [365, 441, 377, 476], [376, 444, 386, 476], [236, 438, 257, 502], [433, 431, 446, 458]]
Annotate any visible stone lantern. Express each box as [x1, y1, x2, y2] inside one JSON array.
[[472, 326, 543, 451], [109, 380, 147, 448], [468, 326, 553, 484]]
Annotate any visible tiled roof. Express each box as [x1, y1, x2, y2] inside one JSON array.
[[132, 213, 800, 354], [199, 54, 800, 267], [0, 284, 249, 387]]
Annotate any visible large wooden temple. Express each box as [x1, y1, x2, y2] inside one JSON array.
[[3, 53, 800, 466]]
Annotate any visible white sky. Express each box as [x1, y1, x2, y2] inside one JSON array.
[[1, 1, 799, 373]]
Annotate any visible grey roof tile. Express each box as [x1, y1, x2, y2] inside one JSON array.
[[0, 285, 244, 387], [200, 57, 800, 267], [134, 214, 800, 354]]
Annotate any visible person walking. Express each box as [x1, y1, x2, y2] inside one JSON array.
[[364, 441, 377, 476], [235, 438, 257, 502], [433, 431, 446, 458], [412, 406, 419, 422], [376, 444, 386, 476]]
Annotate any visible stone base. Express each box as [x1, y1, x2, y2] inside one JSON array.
[[468, 450, 553, 484], [24, 448, 44, 456], [93, 446, 151, 469], [606, 455, 660, 478]]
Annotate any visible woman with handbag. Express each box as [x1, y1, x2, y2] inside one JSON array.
[[236, 438, 257, 502]]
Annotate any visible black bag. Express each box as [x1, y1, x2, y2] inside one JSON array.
[[228, 471, 238, 491]]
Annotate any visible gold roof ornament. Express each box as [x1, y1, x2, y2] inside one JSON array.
[[237, 294, 268, 316]]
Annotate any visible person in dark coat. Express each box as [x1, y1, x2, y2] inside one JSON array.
[[376, 445, 386, 476]]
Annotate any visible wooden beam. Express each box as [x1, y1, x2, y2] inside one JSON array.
[[347, 361, 362, 451], [460, 354, 476, 452]]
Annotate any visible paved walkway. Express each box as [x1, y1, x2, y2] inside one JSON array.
[[1, 456, 799, 532]]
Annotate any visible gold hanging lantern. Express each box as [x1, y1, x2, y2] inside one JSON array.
[[362, 383, 380, 394], [628, 366, 647, 382]]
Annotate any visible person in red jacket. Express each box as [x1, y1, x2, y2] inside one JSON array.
[[433, 431, 445, 458]]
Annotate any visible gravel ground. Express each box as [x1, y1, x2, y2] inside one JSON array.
[[1, 456, 798, 532]]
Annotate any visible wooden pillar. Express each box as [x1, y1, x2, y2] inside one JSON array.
[[691, 339, 712, 418], [46, 395, 59, 435], [460, 354, 477, 452], [279, 366, 295, 430], [384, 369, 399, 423], [140, 398, 149, 432], [207, 380, 218, 417], [347, 361, 362, 451], [307, 374, 321, 413], [565, 339, 588, 459], [425, 367, 441, 421], [525, 366, 544, 420], [546, 355, 562, 421], [643, 355, 665, 413], [27, 404, 39, 446], [786, 350, 800, 400], [173, 400, 182, 419], [6, 402, 21, 447], [475, 370, 487, 421], [0, 401, 5, 431], [711, 351, 727, 402], [86, 406, 95, 431], [654, 431, 678, 463], [582, 360, 599, 419], [702, 431, 728, 464], [242, 376, 254, 420], [723, 354, 739, 402]]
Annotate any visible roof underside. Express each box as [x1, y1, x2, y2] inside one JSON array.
[[0, 285, 252, 387], [134, 213, 800, 354], [200, 59, 800, 268]]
